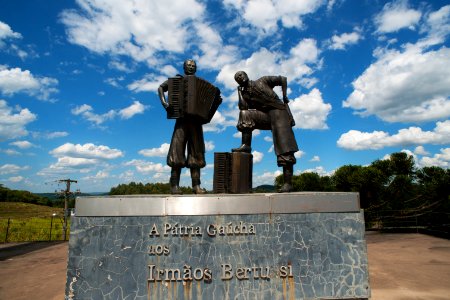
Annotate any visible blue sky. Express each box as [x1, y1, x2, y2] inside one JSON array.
[[0, 0, 449, 193]]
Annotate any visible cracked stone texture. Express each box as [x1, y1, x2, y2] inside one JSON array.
[[65, 212, 370, 299]]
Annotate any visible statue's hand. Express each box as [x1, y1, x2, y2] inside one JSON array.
[[283, 96, 289, 103]]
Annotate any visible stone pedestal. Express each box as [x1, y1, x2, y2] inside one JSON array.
[[65, 192, 370, 299]]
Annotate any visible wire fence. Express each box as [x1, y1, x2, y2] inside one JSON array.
[[0, 216, 70, 243]]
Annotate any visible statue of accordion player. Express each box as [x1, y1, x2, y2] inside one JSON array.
[[158, 59, 222, 194]]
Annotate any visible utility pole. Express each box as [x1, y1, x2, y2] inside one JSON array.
[[58, 179, 78, 241]]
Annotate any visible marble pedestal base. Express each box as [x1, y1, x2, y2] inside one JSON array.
[[65, 192, 370, 300]]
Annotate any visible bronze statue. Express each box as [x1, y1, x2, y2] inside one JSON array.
[[232, 71, 299, 193], [158, 59, 221, 194]]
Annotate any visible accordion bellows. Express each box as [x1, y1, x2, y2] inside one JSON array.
[[213, 152, 253, 194], [167, 75, 222, 124]]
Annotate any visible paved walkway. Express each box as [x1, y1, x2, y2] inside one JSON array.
[[0, 233, 449, 299]]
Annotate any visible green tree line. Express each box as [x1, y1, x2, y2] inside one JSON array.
[[275, 152, 449, 229], [0, 184, 61, 207], [109, 182, 193, 195]]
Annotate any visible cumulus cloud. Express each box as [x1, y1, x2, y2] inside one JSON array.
[[0, 164, 30, 175], [139, 143, 170, 157], [419, 148, 450, 168], [253, 170, 282, 186], [9, 140, 35, 149], [60, 0, 233, 71], [290, 88, 331, 130], [32, 131, 69, 140], [0, 21, 22, 43], [205, 141, 215, 152], [223, 0, 325, 32], [414, 146, 429, 156], [8, 176, 24, 183], [310, 155, 320, 162], [39, 143, 123, 176], [125, 159, 170, 174], [343, 45, 450, 123], [252, 150, 264, 164], [328, 29, 362, 50], [0, 66, 58, 100], [374, 0, 422, 33], [337, 120, 450, 150], [118, 101, 147, 119], [217, 39, 320, 91], [50, 143, 124, 159], [0, 100, 36, 141], [72, 101, 147, 126], [295, 150, 306, 158], [82, 170, 110, 181]]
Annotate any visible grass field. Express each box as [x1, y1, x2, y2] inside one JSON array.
[[0, 202, 70, 242]]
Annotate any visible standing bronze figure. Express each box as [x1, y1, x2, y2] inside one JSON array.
[[232, 71, 298, 193], [158, 59, 221, 194]]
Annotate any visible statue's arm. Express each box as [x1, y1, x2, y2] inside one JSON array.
[[281, 76, 289, 103], [238, 87, 248, 110], [158, 80, 169, 109]]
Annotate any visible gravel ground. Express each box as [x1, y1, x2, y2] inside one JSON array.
[[0, 233, 449, 300]]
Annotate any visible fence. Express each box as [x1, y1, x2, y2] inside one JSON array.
[[0, 216, 70, 243], [365, 210, 450, 238]]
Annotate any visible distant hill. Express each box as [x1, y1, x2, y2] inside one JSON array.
[[253, 185, 276, 193]]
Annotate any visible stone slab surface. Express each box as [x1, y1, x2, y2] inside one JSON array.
[[65, 211, 369, 299], [2, 233, 449, 300], [75, 192, 360, 216]]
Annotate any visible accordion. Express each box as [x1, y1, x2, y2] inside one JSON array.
[[213, 152, 253, 194], [167, 75, 222, 124]]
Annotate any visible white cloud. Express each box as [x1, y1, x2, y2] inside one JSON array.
[[50, 143, 124, 159], [294, 150, 306, 158], [310, 155, 320, 162], [125, 159, 170, 174], [139, 143, 170, 157], [9, 140, 35, 149], [0, 21, 22, 44], [423, 5, 450, 45], [128, 74, 168, 93], [31, 131, 69, 140], [328, 30, 362, 50], [38, 142, 122, 177], [291, 88, 331, 129], [419, 148, 450, 168], [252, 150, 264, 163], [60, 0, 206, 66], [72, 101, 147, 126], [83, 170, 110, 180], [118, 101, 147, 119], [337, 120, 450, 150], [8, 176, 24, 183], [217, 39, 320, 91], [374, 0, 422, 33], [1, 149, 21, 156], [264, 136, 273, 142], [343, 45, 450, 123], [0, 164, 30, 175], [0, 66, 58, 100], [253, 170, 282, 186], [0, 100, 36, 141], [205, 141, 215, 152], [414, 146, 429, 156], [299, 166, 332, 176], [224, 0, 325, 32]]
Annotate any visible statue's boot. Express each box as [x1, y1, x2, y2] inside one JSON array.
[[191, 168, 207, 194], [278, 165, 294, 193], [170, 167, 183, 195], [232, 131, 252, 153]]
